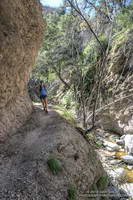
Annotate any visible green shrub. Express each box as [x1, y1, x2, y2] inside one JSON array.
[[47, 158, 62, 175], [67, 184, 77, 200], [90, 183, 98, 191], [95, 141, 103, 148], [96, 176, 109, 190], [54, 105, 77, 126], [86, 131, 95, 139], [116, 5, 133, 29]]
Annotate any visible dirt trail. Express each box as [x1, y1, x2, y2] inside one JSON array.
[[0, 104, 63, 199], [0, 104, 104, 200]]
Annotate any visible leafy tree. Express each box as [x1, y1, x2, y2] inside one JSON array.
[[30, 0, 133, 128]]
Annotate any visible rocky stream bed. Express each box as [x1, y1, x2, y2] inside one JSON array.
[[93, 129, 133, 199]]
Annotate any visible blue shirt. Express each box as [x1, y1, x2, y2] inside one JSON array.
[[41, 87, 46, 96]]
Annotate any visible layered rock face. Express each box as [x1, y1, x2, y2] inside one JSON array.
[[0, 0, 43, 141], [99, 29, 133, 135]]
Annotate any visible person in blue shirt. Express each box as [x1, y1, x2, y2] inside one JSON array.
[[39, 81, 48, 113]]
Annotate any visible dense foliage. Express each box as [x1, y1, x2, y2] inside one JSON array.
[[30, 0, 133, 127]]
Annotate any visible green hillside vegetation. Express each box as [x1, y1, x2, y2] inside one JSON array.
[[31, 0, 133, 128]]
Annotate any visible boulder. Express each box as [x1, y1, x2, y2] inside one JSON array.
[[121, 155, 133, 165], [127, 165, 133, 170], [107, 185, 122, 200], [120, 135, 126, 140], [124, 134, 133, 155], [103, 141, 120, 151], [108, 168, 127, 184], [110, 160, 122, 165], [0, 0, 43, 141], [116, 139, 124, 146]]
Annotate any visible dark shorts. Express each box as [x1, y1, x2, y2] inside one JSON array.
[[40, 95, 47, 99]]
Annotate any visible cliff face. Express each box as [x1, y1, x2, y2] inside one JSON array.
[[0, 0, 43, 141], [99, 28, 133, 135]]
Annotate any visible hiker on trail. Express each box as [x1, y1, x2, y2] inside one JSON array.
[[39, 81, 48, 113]]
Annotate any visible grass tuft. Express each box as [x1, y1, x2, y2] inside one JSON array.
[[96, 176, 109, 190], [53, 105, 77, 126], [67, 184, 77, 200], [47, 158, 62, 175]]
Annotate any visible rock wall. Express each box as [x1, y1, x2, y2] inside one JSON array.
[[99, 29, 133, 135], [0, 0, 43, 141]]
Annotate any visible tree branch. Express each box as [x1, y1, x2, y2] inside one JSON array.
[[86, 0, 111, 22], [66, 0, 105, 53], [53, 66, 71, 89]]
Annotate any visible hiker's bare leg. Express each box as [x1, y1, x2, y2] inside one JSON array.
[[44, 97, 48, 112], [41, 99, 45, 110]]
